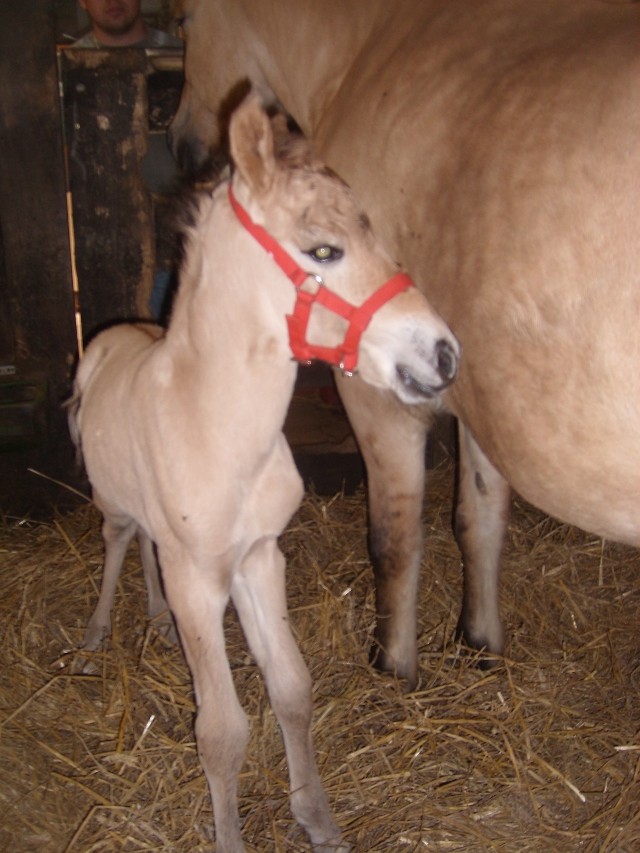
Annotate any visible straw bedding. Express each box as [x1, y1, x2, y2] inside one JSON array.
[[1, 462, 639, 851]]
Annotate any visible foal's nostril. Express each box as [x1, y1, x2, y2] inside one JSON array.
[[436, 338, 458, 381]]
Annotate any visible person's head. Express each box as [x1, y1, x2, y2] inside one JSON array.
[[78, 0, 148, 46]]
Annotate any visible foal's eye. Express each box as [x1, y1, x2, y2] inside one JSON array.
[[306, 245, 343, 263]]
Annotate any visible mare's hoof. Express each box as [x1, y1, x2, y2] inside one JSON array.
[[451, 627, 504, 670], [369, 643, 418, 692]]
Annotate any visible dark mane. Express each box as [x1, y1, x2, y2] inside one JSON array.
[[270, 116, 338, 179]]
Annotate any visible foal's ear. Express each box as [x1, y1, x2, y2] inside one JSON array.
[[229, 94, 276, 194]]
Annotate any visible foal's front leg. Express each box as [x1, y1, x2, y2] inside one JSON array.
[[159, 544, 249, 853], [231, 538, 348, 852]]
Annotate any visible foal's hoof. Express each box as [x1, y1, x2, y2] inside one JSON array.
[[82, 624, 109, 653], [152, 611, 179, 646], [72, 624, 110, 673], [73, 649, 103, 675], [309, 828, 350, 853]]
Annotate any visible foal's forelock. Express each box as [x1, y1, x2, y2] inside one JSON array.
[[264, 168, 372, 253], [267, 132, 368, 234]]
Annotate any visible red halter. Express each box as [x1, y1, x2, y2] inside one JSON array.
[[228, 184, 414, 374]]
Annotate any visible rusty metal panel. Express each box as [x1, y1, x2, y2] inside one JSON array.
[[60, 48, 156, 336]]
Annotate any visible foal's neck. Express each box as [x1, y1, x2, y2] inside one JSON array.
[[166, 186, 299, 422]]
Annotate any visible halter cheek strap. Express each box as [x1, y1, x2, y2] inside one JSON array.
[[228, 184, 414, 374], [285, 272, 415, 374]]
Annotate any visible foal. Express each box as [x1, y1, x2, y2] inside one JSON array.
[[68, 94, 458, 852]]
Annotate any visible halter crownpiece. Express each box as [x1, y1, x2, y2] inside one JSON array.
[[228, 184, 415, 374]]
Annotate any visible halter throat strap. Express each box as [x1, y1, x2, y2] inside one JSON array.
[[228, 183, 414, 374]]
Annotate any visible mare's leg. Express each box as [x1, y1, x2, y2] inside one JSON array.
[[336, 374, 432, 689], [83, 507, 137, 650], [231, 538, 347, 852], [159, 543, 248, 853], [137, 531, 177, 643], [455, 423, 511, 657]]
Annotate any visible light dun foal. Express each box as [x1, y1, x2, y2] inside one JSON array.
[[68, 95, 459, 851]]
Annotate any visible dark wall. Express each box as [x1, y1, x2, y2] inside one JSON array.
[[0, 1, 80, 514]]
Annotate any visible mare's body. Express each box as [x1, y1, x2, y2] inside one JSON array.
[[170, 0, 640, 684]]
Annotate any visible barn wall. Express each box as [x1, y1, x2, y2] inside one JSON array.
[[0, 0, 79, 514], [0, 4, 184, 515]]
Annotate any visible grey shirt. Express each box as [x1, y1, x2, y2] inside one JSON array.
[[72, 27, 183, 49]]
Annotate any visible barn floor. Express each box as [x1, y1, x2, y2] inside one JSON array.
[[1, 459, 639, 851]]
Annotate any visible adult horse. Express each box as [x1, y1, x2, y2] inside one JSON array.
[[169, 0, 640, 688]]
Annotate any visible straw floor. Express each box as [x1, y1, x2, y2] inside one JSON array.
[[1, 463, 639, 851]]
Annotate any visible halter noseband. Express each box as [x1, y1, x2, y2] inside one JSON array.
[[228, 184, 414, 375]]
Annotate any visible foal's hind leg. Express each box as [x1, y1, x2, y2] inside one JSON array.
[[231, 538, 347, 852], [454, 423, 511, 659], [83, 506, 137, 650], [137, 531, 177, 643], [336, 374, 432, 689]]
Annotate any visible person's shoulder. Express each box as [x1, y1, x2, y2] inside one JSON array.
[[70, 32, 99, 48], [146, 28, 183, 49]]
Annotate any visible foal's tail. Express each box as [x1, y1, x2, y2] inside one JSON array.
[[64, 340, 109, 469], [64, 385, 83, 468]]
